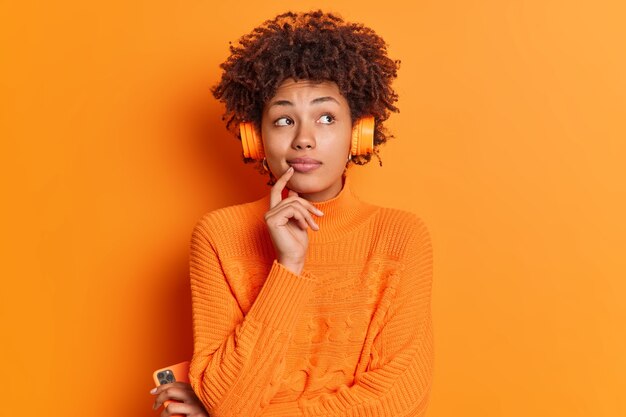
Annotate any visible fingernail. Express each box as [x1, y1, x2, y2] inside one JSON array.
[[150, 387, 157, 394], [315, 209, 324, 216], [287, 166, 294, 173]]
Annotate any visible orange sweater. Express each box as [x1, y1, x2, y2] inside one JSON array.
[[189, 178, 433, 417]]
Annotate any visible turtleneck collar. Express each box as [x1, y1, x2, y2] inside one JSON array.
[[257, 176, 378, 244]]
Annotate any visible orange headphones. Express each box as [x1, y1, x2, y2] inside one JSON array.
[[239, 116, 375, 160]]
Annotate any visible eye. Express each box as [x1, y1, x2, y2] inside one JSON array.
[[318, 114, 335, 124], [274, 117, 293, 126]]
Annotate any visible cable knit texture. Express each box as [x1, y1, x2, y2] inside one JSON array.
[[189, 177, 434, 417]]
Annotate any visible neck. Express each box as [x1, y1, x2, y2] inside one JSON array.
[[305, 176, 376, 243]]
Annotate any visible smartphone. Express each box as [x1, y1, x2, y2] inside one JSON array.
[[152, 361, 191, 413]]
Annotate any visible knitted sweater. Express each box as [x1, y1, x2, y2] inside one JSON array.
[[188, 178, 433, 417]]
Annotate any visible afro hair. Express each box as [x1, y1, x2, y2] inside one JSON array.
[[212, 10, 400, 166]]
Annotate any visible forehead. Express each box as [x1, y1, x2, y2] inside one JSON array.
[[268, 78, 346, 103]]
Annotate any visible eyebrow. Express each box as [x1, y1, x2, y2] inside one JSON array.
[[268, 96, 340, 108]]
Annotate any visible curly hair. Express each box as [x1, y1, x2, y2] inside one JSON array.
[[212, 10, 400, 166]]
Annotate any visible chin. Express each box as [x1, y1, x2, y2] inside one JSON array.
[[287, 175, 328, 194]]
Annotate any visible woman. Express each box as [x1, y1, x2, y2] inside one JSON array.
[[152, 10, 433, 417]]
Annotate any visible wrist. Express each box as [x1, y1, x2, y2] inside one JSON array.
[[277, 258, 304, 275]]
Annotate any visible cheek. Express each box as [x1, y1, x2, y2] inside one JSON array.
[[332, 126, 353, 155], [262, 138, 289, 174], [260, 129, 279, 155], [263, 140, 286, 161]]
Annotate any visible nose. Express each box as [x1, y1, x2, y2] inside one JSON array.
[[291, 122, 316, 151]]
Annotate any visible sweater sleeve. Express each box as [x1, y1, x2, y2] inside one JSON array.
[[188, 217, 317, 417], [297, 218, 434, 417]]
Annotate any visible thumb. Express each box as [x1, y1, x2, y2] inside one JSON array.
[[287, 189, 299, 198]]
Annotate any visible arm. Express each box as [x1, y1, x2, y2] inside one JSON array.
[[297, 218, 434, 417], [188, 218, 316, 417]]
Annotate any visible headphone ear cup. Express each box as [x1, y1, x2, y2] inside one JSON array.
[[351, 116, 375, 156], [239, 122, 251, 158], [239, 122, 265, 160]]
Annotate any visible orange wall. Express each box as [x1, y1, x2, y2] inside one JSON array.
[[1, 1, 625, 415]]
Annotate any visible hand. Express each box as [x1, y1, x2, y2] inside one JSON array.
[[150, 381, 209, 417], [264, 167, 324, 274]]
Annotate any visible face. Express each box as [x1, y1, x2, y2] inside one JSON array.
[[261, 78, 352, 202]]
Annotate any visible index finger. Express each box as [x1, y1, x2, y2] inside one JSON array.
[[269, 166, 294, 208]]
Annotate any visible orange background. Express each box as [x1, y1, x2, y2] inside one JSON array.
[[1, 1, 625, 416]]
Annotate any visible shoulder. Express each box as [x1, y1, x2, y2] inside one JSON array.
[[374, 206, 428, 230], [372, 205, 431, 242], [191, 196, 268, 244], [355, 204, 432, 264]]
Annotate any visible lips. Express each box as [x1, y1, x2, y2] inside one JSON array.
[[287, 157, 322, 173]]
